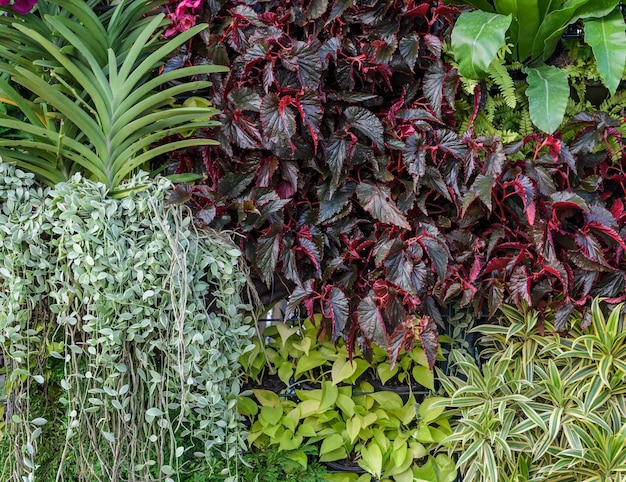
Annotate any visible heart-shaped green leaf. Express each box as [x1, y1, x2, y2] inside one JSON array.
[[525, 64, 569, 134], [452, 11, 512, 79]]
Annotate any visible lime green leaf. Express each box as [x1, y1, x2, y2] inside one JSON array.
[[320, 433, 345, 456], [238, 396, 259, 417], [418, 397, 446, 423], [320, 381, 339, 412], [299, 399, 322, 418], [346, 415, 363, 443], [370, 391, 403, 410], [276, 323, 300, 347], [287, 450, 308, 469], [412, 365, 435, 390], [295, 351, 327, 379], [359, 442, 383, 477], [259, 405, 284, 427], [252, 389, 280, 407], [335, 393, 356, 417], [332, 357, 358, 385]]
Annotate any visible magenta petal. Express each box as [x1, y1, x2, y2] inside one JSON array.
[[12, 0, 38, 14], [0, 0, 11, 5]]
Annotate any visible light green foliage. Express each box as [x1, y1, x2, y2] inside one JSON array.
[[437, 300, 626, 482], [239, 319, 455, 482], [0, 162, 256, 481], [241, 316, 435, 392]]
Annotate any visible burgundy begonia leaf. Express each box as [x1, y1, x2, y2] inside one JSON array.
[[228, 87, 262, 112], [387, 323, 410, 369], [164, 184, 192, 206], [345, 106, 384, 150], [423, 63, 446, 116], [385, 250, 415, 294], [417, 316, 439, 371], [463, 173, 494, 215], [404, 133, 426, 182], [305, 0, 328, 20], [244, 40, 269, 64], [550, 192, 589, 211], [424, 33, 443, 57], [256, 192, 291, 218], [286, 281, 315, 320], [419, 226, 450, 279], [298, 236, 322, 277], [356, 182, 410, 229], [422, 166, 452, 202], [488, 281, 505, 317], [196, 207, 216, 225], [229, 114, 263, 149], [436, 130, 467, 158], [282, 247, 301, 285], [298, 90, 323, 142], [325, 287, 349, 341], [257, 156, 279, 187], [357, 296, 387, 348], [399, 33, 420, 70], [554, 302, 574, 332], [326, 134, 353, 193], [317, 181, 356, 223], [510, 266, 532, 305], [574, 232, 607, 266], [588, 221, 626, 249], [256, 228, 282, 284], [411, 261, 429, 296], [294, 41, 323, 89], [260, 93, 297, 148], [329, 0, 354, 22]]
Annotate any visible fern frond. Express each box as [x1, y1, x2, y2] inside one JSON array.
[[600, 89, 626, 116], [489, 59, 516, 108], [519, 109, 533, 137], [460, 76, 479, 95]]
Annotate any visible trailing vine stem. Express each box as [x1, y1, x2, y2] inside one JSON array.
[[0, 164, 256, 481]]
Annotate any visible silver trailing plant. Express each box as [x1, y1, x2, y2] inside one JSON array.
[[0, 162, 256, 482]]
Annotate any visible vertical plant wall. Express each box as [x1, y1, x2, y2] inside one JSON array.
[[0, 162, 255, 482]]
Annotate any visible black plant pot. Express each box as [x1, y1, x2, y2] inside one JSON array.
[[324, 460, 367, 474], [365, 375, 430, 402]]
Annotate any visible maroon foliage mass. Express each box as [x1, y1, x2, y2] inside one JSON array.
[[166, 0, 626, 364]]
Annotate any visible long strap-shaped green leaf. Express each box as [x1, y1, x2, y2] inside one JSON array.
[[533, 0, 619, 63], [116, 22, 208, 100], [11, 65, 106, 159], [112, 139, 220, 189], [493, 0, 541, 61], [111, 77, 216, 135], [13, 22, 112, 133]]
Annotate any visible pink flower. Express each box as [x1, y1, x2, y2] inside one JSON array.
[[0, 0, 38, 14], [164, 12, 198, 37]]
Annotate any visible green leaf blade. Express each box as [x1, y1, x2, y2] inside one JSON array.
[[584, 8, 626, 95], [452, 11, 512, 79], [525, 65, 569, 133]]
